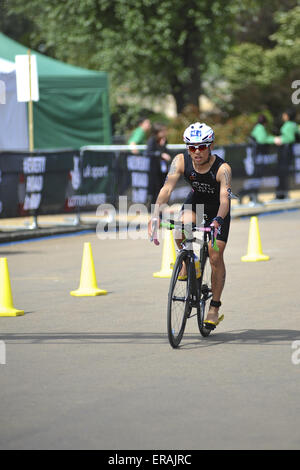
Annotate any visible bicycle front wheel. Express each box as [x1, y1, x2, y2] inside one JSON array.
[[167, 250, 191, 348]]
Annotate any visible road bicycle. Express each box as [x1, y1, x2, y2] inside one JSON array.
[[151, 219, 219, 348]]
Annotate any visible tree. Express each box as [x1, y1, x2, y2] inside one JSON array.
[[0, 0, 33, 44], [219, 4, 300, 118], [7, 0, 255, 114]]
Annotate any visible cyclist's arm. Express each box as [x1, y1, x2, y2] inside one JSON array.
[[152, 153, 184, 218], [214, 163, 232, 226]]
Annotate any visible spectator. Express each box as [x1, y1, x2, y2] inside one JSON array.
[[275, 108, 299, 145], [250, 114, 278, 144], [247, 114, 278, 204], [145, 122, 172, 205], [275, 108, 299, 199], [127, 117, 151, 154]]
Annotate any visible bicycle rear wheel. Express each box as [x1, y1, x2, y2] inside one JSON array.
[[197, 247, 213, 337], [167, 250, 191, 348]]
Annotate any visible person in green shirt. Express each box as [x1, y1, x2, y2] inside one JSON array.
[[276, 108, 299, 145], [250, 114, 279, 144], [275, 108, 299, 199], [248, 114, 278, 204], [127, 117, 152, 154]]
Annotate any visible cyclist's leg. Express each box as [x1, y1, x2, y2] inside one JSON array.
[[176, 191, 195, 246], [175, 209, 195, 278], [205, 213, 230, 324], [177, 191, 204, 246], [175, 209, 195, 247], [175, 192, 197, 278], [205, 240, 226, 323]]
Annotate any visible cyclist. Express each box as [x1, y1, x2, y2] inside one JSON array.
[[148, 122, 232, 329]]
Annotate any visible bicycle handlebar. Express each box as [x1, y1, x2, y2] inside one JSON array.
[[151, 220, 219, 252]]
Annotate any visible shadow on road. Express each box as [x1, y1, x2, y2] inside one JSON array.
[[0, 250, 42, 256], [1, 329, 300, 347], [181, 328, 300, 349]]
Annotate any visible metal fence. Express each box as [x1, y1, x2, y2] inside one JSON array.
[[0, 142, 299, 219]]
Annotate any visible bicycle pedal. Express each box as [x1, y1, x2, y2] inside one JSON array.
[[203, 322, 216, 330]]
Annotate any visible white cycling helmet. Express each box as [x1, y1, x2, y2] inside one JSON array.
[[183, 122, 215, 144]]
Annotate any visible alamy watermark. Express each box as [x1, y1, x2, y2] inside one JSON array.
[[291, 80, 300, 105], [95, 197, 205, 242], [0, 341, 6, 365]]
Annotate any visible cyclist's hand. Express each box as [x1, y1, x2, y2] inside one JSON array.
[[149, 218, 160, 245], [210, 220, 219, 228], [210, 216, 223, 234], [210, 221, 220, 237]]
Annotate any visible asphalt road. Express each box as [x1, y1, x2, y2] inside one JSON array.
[[0, 210, 300, 450]]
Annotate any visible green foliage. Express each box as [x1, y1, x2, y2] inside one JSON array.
[[219, 4, 300, 117], [211, 112, 273, 146], [166, 106, 274, 145], [3, 0, 299, 142], [111, 103, 170, 137], [6, 0, 250, 113], [0, 0, 33, 43], [166, 105, 202, 143]]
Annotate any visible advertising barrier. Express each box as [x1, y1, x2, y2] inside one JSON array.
[[0, 142, 300, 219], [65, 150, 116, 211], [117, 151, 151, 205], [0, 150, 75, 218]]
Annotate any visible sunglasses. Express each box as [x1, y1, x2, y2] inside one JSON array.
[[187, 143, 210, 152]]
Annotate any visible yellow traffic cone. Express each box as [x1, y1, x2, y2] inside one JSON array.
[[241, 216, 270, 262], [153, 229, 176, 278], [0, 258, 24, 316], [70, 242, 107, 296]]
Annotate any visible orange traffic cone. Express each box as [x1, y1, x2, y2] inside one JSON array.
[[70, 242, 107, 296], [153, 229, 176, 278], [241, 216, 270, 262], [0, 258, 24, 316]]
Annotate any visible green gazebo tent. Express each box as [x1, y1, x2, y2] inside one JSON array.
[[0, 33, 111, 149]]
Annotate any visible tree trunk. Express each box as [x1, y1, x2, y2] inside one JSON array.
[[173, 79, 202, 114], [171, 57, 202, 114]]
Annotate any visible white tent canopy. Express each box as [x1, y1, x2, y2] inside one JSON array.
[[0, 57, 28, 151]]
